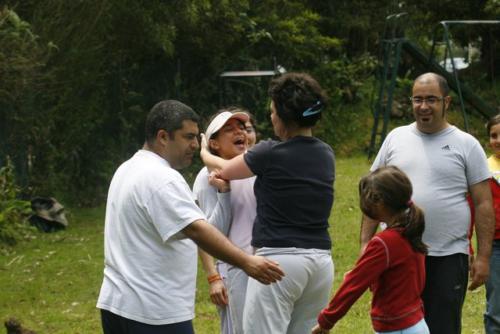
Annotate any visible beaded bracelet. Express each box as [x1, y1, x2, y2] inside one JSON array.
[[207, 274, 222, 284]]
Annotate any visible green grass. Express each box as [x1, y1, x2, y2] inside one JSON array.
[[0, 156, 486, 333]]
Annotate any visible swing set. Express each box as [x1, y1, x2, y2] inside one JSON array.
[[368, 13, 500, 157]]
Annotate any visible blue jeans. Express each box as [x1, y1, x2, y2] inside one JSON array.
[[485, 239, 500, 334], [376, 319, 430, 334]]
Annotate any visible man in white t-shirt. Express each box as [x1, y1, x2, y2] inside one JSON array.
[[96, 100, 284, 334], [361, 73, 494, 334]]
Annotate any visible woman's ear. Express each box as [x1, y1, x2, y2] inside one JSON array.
[[209, 139, 219, 152]]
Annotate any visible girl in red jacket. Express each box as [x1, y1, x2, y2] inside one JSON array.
[[312, 166, 429, 334]]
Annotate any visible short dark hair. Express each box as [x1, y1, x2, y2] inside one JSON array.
[[486, 114, 500, 136], [268, 72, 328, 127], [414, 73, 450, 96], [145, 100, 199, 144]]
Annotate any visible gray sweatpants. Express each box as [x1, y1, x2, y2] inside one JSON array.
[[243, 247, 334, 334]]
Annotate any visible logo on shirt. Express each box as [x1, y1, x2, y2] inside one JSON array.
[[441, 145, 451, 151]]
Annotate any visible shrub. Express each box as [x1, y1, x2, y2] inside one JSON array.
[[0, 157, 33, 248]]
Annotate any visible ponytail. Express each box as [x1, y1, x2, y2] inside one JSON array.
[[392, 204, 428, 254]]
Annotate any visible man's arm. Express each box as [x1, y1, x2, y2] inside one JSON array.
[[183, 220, 284, 284], [468, 179, 495, 290], [360, 214, 379, 254]]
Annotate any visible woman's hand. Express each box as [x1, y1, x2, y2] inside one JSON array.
[[209, 170, 230, 193], [200, 133, 208, 153], [209, 279, 228, 306], [311, 324, 330, 334]]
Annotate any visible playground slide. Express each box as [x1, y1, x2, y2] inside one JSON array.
[[402, 41, 496, 119]]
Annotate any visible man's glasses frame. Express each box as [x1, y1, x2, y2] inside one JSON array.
[[409, 96, 446, 106]]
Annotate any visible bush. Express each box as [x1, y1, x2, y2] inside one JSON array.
[[0, 157, 33, 248]]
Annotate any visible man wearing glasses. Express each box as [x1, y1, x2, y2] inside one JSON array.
[[360, 73, 494, 333]]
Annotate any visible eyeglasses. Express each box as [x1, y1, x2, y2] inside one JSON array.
[[409, 96, 445, 106]]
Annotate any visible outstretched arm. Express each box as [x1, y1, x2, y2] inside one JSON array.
[[316, 237, 388, 331], [183, 220, 284, 284], [468, 179, 494, 290]]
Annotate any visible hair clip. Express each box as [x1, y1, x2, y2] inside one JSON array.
[[302, 101, 322, 117]]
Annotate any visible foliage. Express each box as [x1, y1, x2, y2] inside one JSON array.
[[0, 157, 33, 248], [0, 1, 498, 205]]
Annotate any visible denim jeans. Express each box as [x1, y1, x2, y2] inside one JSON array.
[[485, 239, 500, 334], [376, 319, 429, 334]]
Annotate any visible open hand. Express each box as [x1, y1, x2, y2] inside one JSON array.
[[200, 133, 208, 153], [244, 255, 284, 285]]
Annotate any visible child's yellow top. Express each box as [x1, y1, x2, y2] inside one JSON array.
[[488, 155, 500, 182]]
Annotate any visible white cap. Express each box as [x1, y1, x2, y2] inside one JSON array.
[[205, 111, 249, 140]]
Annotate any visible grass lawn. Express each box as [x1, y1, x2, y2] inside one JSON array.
[[0, 156, 486, 333]]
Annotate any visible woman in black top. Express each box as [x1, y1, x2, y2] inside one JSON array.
[[201, 72, 335, 334]]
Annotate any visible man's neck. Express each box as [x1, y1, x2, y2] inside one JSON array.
[[417, 121, 450, 134], [143, 142, 166, 160]]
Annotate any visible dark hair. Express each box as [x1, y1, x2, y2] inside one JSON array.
[[145, 100, 199, 144], [245, 110, 257, 129], [486, 114, 500, 136], [359, 166, 428, 254], [414, 72, 450, 96], [268, 72, 328, 127]]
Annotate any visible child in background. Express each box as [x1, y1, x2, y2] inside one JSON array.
[[484, 115, 500, 333], [312, 166, 429, 334]]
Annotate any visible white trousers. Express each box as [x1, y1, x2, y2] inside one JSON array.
[[216, 263, 249, 334], [243, 247, 334, 334]]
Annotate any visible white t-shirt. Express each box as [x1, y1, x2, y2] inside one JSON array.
[[372, 124, 490, 256], [97, 150, 206, 325], [192, 167, 232, 235], [229, 177, 257, 255], [193, 167, 256, 254]]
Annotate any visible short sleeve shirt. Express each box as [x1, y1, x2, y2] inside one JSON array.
[[97, 150, 206, 325], [371, 124, 490, 255], [244, 137, 335, 250]]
